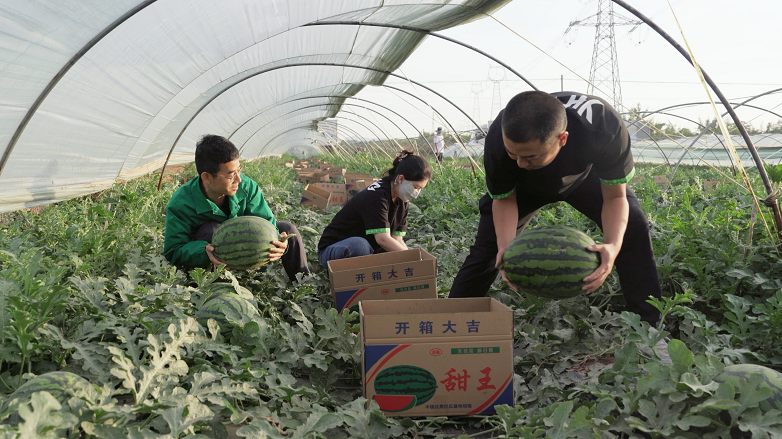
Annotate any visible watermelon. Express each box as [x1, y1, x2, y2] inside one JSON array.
[[204, 282, 256, 306], [7, 371, 91, 407], [501, 225, 599, 299], [374, 365, 437, 407], [714, 364, 782, 413], [212, 216, 278, 270], [372, 394, 417, 412], [196, 293, 260, 332]]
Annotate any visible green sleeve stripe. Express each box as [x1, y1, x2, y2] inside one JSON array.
[[393, 231, 407, 236], [488, 189, 514, 199], [600, 167, 635, 185], [366, 228, 391, 235]]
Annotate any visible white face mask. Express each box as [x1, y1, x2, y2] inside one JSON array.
[[397, 178, 421, 202]]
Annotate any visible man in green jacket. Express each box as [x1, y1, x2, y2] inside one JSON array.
[[162, 135, 309, 281]]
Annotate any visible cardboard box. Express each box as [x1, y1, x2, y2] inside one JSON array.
[[328, 249, 438, 313], [298, 172, 330, 184], [329, 167, 347, 180], [361, 297, 514, 417], [300, 184, 334, 211], [345, 172, 375, 185], [312, 183, 347, 206], [346, 179, 379, 197]]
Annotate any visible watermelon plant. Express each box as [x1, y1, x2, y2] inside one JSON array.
[[0, 155, 780, 437]]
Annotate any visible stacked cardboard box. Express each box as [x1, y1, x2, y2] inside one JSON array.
[[344, 172, 378, 198], [328, 167, 347, 180], [311, 183, 347, 206], [300, 184, 334, 211], [327, 249, 437, 314], [361, 297, 514, 417], [296, 170, 330, 184]]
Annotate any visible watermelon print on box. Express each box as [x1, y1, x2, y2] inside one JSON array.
[[363, 343, 514, 416]]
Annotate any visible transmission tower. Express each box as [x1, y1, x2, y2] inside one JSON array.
[[471, 83, 483, 129], [488, 65, 506, 125], [565, 0, 642, 109]]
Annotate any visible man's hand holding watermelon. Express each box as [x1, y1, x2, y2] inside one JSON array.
[[268, 231, 289, 262], [582, 182, 628, 293]]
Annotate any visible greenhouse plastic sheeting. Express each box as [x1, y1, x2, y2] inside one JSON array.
[[0, 0, 511, 212]]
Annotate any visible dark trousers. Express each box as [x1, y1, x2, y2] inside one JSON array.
[[195, 220, 310, 282], [448, 171, 662, 323]]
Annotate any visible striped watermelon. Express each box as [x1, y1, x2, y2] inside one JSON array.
[[204, 282, 256, 306], [714, 364, 782, 413], [374, 365, 437, 407], [212, 216, 278, 270], [502, 226, 599, 299], [7, 371, 91, 407], [196, 293, 260, 332]]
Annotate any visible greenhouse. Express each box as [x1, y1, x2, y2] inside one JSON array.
[[1, 0, 782, 437]]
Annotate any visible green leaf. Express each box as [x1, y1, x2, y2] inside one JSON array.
[[715, 381, 736, 400], [542, 401, 595, 439], [737, 408, 782, 438], [0, 281, 12, 342], [16, 392, 79, 439], [157, 397, 213, 438], [188, 373, 259, 406], [736, 372, 774, 412], [676, 372, 720, 397], [690, 397, 741, 412], [69, 276, 109, 311], [626, 396, 681, 436], [290, 406, 342, 439], [81, 422, 128, 439], [675, 414, 712, 430], [693, 353, 724, 382], [668, 339, 694, 367], [638, 362, 675, 397], [726, 269, 753, 280], [494, 404, 528, 435], [38, 324, 111, 379], [109, 317, 199, 404]]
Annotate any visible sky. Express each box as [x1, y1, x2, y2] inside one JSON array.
[[345, 0, 782, 140]]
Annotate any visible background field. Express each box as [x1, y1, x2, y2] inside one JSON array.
[[0, 155, 780, 437]]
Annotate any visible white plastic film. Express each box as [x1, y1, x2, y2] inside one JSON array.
[[0, 0, 510, 211]]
